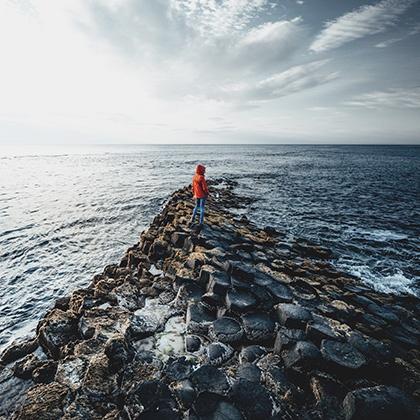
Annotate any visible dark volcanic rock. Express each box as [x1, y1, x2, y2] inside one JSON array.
[[82, 353, 119, 400], [209, 317, 243, 343], [206, 342, 234, 366], [128, 311, 161, 339], [347, 331, 392, 362], [239, 345, 267, 364], [186, 302, 216, 334], [321, 339, 366, 370], [185, 335, 202, 353], [13, 354, 43, 379], [0, 337, 38, 365], [207, 270, 231, 295], [13, 382, 71, 420], [37, 309, 77, 359], [236, 363, 262, 382], [276, 303, 313, 329], [171, 379, 196, 409], [190, 365, 230, 395], [125, 380, 179, 419], [282, 340, 321, 369], [230, 378, 273, 419], [54, 356, 88, 391], [226, 289, 258, 313], [241, 312, 275, 342], [164, 357, 193, 381], [342, 385, 418, 420], [274, 327, 306, 354], [32, 360, 57, 384], [306, 320, 345, 345], [104, 334, 133, 373]]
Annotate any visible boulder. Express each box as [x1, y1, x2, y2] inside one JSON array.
[[276, 303, 312, 329], [12, 382, 71, 419], [209, 317, 243, 343], [274, 327, 306, 354], [190, 365, 230, 395], [125, 380, 179, 419], [104, 334, 133, 373], [13, 354, 43, 379], [239, 345, 267, 364], [54, 356, 88, 391], [32, 361, 57, 384], [306, 321, 345, 345], [163, 357, 193, 382], [321, 340, 366, 370], [186, 302, 216, 334], [82, 353, 119, 400], [206, 342, 234, 366], [207, 271, 231, 296], [171, 231, 188, 248], [241, 312, 275, 342], [185, 335, 202, 353], [0, 337, 38, 365], [236, 363, 262, 383], [282, 341, 321, 369], [226, 289, 258, 313], [230, 379, 273, 419], [343, 385, 418, 420], [37, 309, 78, 359]]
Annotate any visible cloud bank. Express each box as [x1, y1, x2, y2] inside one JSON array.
[[310, 0, 417, 52]]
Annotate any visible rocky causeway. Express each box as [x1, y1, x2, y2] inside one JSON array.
[[0, 179, 419, 419]]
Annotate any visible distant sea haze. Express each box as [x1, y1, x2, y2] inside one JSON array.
[[0, 144, 419, 351]]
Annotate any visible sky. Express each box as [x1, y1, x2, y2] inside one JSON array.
[[0, 0, 420, 144]]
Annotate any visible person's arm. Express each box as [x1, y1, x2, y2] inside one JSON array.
[[201, 176, 209, 196]]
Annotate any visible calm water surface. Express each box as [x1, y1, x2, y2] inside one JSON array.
[[0, 144, 419, 350]]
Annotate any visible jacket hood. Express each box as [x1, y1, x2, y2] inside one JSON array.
[[195, 164, 206, 175]]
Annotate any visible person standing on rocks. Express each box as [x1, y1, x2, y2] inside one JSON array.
[[190, 164, 209, 226]]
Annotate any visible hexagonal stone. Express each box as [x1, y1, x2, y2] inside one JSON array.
[[321, 340, 366, 370], [185, 335, 202, 353], [306, 321, 345, 345], [190, 365, 230, 395], [282, 341, 321, 369], [226, 289, 258, 313], [164, 357, 193, 381], [209, 317, 243, 343], [207, 271, 231, 296], [347, 331, 392, 362], [239, 345, 267, 364], [274, 327, 306, 354], [241, 313, 275, 341], [276, 303, 312, 329], [206, 342, 234, 366], [186, 302, 216, 334], [343, 386, 418, 420], [230, 379, 273, 419], [236, 363, 262, 382], [265, 281, 293, 303]]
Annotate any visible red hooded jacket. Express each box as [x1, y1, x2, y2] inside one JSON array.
[[192, 164, 209, 199]]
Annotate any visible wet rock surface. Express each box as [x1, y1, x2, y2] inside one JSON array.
[[1, 179, 419, 419]]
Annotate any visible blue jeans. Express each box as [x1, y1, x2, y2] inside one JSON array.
[[192, 198, 206, 224]]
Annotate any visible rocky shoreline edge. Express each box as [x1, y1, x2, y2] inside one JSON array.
[[0, 179, 419, 419]]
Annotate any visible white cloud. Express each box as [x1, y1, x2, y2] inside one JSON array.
[[344, 88, 420, 109], [310, 0, 417, 52], [222, 60, 338, 101], [170, 0, 269, 39]]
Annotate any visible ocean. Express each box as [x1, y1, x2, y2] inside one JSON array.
[[0, 144, 419, 351]]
